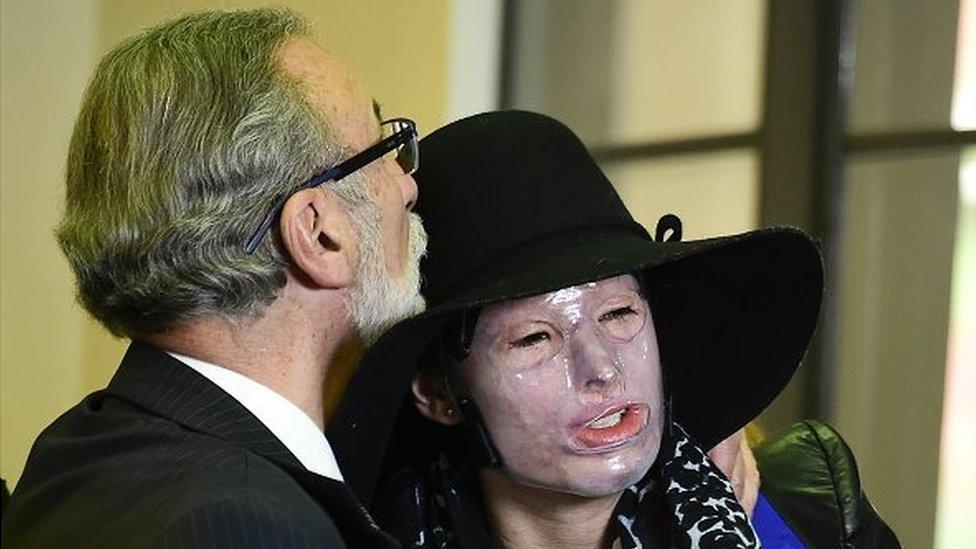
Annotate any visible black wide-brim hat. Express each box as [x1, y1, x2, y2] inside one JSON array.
[[328, 110, 823, 504]]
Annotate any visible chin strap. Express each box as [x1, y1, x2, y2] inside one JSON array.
[[443, 308, 480, 362], [456, 396, 503, 469], [436, 321, 503, 470]]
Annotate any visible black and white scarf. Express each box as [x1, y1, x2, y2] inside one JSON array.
[[374, 422, 759, 549]]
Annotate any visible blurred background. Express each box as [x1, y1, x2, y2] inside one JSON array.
[[1, 0, 973, 546]]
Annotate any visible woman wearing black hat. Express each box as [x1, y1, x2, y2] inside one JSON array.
[[329, 111, 899, 548]]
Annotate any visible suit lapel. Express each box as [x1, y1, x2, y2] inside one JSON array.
[[106, 341, 396, 548], [107, 341, 300, 466], [282, 465, 400, 548]]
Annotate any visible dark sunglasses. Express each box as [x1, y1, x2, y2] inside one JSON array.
[[243, 117, 418, 254]]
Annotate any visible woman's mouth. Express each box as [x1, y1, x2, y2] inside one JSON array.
[[570, 403, 648, 453]]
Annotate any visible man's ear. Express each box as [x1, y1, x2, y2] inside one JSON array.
[[412, 370, 464, 426], [279, 187, 355, 289]]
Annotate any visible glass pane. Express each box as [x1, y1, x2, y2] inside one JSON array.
[[834, 149, 962, 548], [935, 147, 976, 548], [601, 150, 759, 240], [850, 0, 960, 133], [509, 0, 765, 145]]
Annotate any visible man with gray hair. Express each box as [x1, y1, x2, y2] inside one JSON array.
[[3, 9, 424, 548]]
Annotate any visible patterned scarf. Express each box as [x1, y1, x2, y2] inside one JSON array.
[[374, 422, 759, 549]]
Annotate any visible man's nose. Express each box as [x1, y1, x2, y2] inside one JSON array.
[[400, 173, 419, 210]]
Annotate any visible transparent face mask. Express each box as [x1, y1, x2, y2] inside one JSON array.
[[454, 274, 665, 497]]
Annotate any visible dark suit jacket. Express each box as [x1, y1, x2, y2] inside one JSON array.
[[2, 342, 399, 548]]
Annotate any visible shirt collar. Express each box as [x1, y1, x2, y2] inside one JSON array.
[[167, 351, 344, 482]]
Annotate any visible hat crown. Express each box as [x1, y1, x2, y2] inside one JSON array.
[[415, 111, 648, 306]]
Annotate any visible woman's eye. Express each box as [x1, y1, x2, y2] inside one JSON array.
[[511, 331, 550, 348], [599, 306, 638, 322]]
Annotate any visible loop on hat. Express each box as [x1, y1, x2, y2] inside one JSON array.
[[655, 214, 683, 243]]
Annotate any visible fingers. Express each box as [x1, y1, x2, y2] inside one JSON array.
[[707, 428, 761, 518], [707, 429, 743, 479], [735, 434, 760, 518]]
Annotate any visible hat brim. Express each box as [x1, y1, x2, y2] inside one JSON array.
[[328, 227, 823, 503]]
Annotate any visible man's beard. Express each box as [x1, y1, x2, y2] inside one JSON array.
[[346, 203, 428, 345]]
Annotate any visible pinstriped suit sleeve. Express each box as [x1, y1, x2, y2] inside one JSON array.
[[156, 497, 347, 548]]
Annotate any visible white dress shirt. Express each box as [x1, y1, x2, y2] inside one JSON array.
[[168, 351, 344, 482]]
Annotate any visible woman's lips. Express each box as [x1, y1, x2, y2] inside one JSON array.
[[570, 403, 648, 453]]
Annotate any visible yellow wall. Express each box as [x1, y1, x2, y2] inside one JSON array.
[[0, 0, 450, 487], [1, 0, 101, 489]]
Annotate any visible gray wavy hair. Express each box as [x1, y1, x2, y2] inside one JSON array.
[[57, 9, 362, 337]]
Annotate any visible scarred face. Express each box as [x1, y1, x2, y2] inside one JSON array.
[[453, 274, 664, 497]]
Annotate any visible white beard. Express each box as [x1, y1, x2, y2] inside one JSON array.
[[347, 206, 428, 345]]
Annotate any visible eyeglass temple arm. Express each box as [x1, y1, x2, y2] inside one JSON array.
[[242, 131, 413, 255]]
